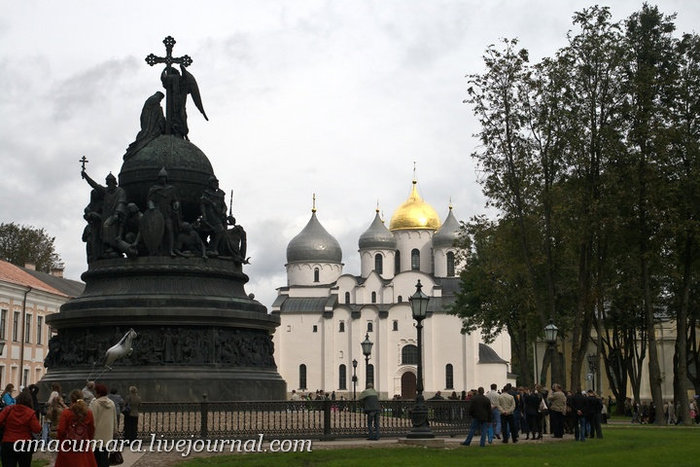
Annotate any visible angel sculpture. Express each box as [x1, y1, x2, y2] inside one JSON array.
[[161, 64, 208, 140]]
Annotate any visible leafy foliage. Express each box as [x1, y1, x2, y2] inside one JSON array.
[[0, 222, 62, 272]]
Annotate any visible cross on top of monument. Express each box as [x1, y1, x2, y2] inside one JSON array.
[[142, 36, 208, 139], [145, 36, 192, 68]]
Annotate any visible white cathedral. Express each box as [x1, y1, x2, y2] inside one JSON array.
[[272, 178, 515, 399]]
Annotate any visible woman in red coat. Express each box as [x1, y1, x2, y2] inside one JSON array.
[[55, 389, 97, 467], [0, 388, 42, 467]]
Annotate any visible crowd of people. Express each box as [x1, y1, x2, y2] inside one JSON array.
[[0, 381, 141, 467], [461, 383, 606, 447]]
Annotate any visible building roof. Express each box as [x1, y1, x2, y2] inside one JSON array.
[[478, 343, 508, 364], [21, 268, 84, 297], [389, 179, 440, 231], [286, 211, 342, 264], [432, 206, 461, 249], [0, 260, 81, 297], [358, 210, 396, 250]]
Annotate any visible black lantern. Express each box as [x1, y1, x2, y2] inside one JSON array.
[[544, 320, 560, 386], [407, 280, 434, 438], [361, 333, 373, 387], [544, 321, 558, 344], [352, 359, 358, 400]]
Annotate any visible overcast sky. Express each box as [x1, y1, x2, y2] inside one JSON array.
[[1, 1, 697, 308]]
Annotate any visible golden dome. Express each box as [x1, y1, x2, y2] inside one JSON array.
[[389, 180, 441, 231]]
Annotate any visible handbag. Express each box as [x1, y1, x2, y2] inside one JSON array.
[[122, 402, 131, 416], [109, 450, 124, 465]]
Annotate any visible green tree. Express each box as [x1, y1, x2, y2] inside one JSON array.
[[0, 223, 62, 272]]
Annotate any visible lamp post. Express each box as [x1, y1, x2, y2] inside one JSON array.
[[361, 333, 373, 387], [587, 354, 597, 392], [544, 320, 559, 386], [352, 359, 358, 400], [407, 280, 434, 438]]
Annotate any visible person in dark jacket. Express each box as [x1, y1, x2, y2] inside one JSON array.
[[0, 388, 42, 467], [571, 390, 587, 441], [461, 387, 493, 447], [586, 390, 603, 438], [523, 388, 543, 440], [359, 383, 380, 440]]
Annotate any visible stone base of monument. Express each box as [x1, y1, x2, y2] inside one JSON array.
[[43, 257, 286, 401], [40, 367, 285, 402]]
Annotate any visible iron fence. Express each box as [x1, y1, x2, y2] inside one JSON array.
[[132, 399, 472, 440]]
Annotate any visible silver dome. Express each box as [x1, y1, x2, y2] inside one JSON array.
[[433, 208, 461, 249], [359, 211, 396, 250], [286, 212, 342, 263]]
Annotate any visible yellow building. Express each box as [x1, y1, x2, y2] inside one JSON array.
[[0, 260, 83, 389]]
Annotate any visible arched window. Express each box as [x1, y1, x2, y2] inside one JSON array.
[[392, 320, 398, 331], [339, 364, 347, 390], [299, 364, 307, 389], [402, 345, 419, 365], [367, 363, 375, 386], [395, 250, 401, 273], [344, 291, 350, 303], [411, 249, 420, 270], [339, 321, 345, 332], [375, 253, 383, 275], [367, 321, 373, 332], [445, 364, 454, 389], [313, 268, 319, 282], [397, 295, 403, 303], [371, 291, 377, 303], [447, 251, 455, 277]]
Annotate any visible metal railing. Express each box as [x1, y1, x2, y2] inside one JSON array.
[[134, 399, 472, 440]]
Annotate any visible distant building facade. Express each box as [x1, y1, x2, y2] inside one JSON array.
[[273, 179, 514, 399], [0, 260, 83, 388]]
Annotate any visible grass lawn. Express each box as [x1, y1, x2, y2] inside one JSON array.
[[178, 425, 699, 466]]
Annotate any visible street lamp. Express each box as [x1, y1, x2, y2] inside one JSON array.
[[407, 280, 434, 439], [544, 320, 559, 386], [352, 359, 358, 400], [587, 354, 597, 392], [361, 333, 373, 387]]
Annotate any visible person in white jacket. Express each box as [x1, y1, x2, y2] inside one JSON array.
[[89, 383, 117, 467]]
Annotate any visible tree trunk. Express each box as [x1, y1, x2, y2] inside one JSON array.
[[673, 231, 692, 424]]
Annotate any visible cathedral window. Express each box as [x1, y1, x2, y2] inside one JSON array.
[[339, 364, 347, 390], [367, 363, 375, 386], [395, 250, 401, 273], [374, 254, 383, 275], [397, 296, 402, 303], [401, 345, 419, 365], [367, 321, 373, 333], [313, 268, 319, 282], [392, 320, 398, 331], [312, 325, 317, 333], [445, 364, 454, 389], [299, 364, 307, 390], [371, 292, 377, 303], [344, 292, 350, 303], [447, 252, 455, 277], [339, 321, 345, 333], [411, 249, 420, 270]]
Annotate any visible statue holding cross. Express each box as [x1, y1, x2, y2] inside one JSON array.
[[145, 36, 208, 140]]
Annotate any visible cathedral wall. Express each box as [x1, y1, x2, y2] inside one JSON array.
[[286, 262, 342, 286], [393, 230, 434, 274], [359, 249, 395, 279], [274, 312, 324, 394]]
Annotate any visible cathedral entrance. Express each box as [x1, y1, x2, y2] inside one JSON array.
[[401, 371, 417, 399]]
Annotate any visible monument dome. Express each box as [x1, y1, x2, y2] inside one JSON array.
[[119, 134, 214, 221]]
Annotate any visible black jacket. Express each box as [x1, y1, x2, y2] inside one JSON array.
[[469, 394, 492, 422]]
